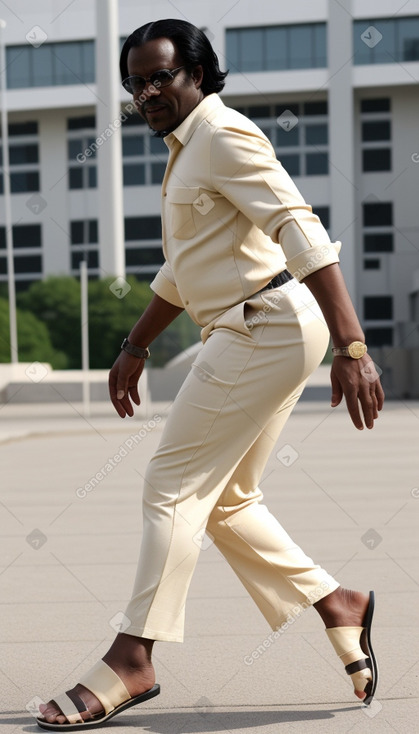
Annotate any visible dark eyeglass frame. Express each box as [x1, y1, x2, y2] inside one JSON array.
[[121, 66, 185, 95]]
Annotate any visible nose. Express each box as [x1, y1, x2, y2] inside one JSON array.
[[142, 80, 161, 98]]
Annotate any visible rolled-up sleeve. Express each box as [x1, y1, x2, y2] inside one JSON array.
[[210, 127, 341, 281], [150, 261, 184, 308]]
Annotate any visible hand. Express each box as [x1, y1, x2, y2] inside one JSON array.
[[109, 351, 146, 418], [330, 354, 385, 430]]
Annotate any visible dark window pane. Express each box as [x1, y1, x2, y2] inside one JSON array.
[[6, 46, 31, 88], [0, 228, 5, 248], [71, 250, 99, 269], [363, 148, 391, 172], [88, 167, 97, 188], [289, 25, 312, 69], [313, 24, 327, 67], [13, 224, 41, 248], [0, 256, 7, 274], [68, 139, 83, 160], [364, 296, 393, 319], [364, 233, 393, 252], [365, 327, 393, 346], [10, 171, 39, 192], [8, 121, 38, 136], [14, 255, 42, 273], [361, 98, 390, 113], [280, 154, 300, 176], [148, 135, 168, 154], [67, 116, 96, 130], [125, 216, 162, 240], [69, 167, 83, 189], [248, 105, 271, 119], [275, 103, 299, 117], [306, 152, 328, 175], [226, 29, 239, 69], [86, 138, 97, 159], [276, 125, 300, 147], [372, 19, 396, 64], [304, 101, 328, 115], [305, 124, 328, 145], [88, 220, 98, 243], [54, 41, 93, 85], [399, 18, 419, 60], [32, 45, 54, 86], [266, 27, 287, 70], [151, 162, 167, 184], [362, 121, 391, 142], [240, 29, 264, 71], [125, 247, 165, 266], [122, 136, 145, 156], [364, 259, 380, 269], [363, 202, 393, 226], [123, 164, 145, 186], [312, 206, 330, 230], [121, 113, 145, 127], [9, 144, 39, 164], [71, 221, 84, 244]]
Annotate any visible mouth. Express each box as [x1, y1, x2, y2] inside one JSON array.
[[144, 104, 167, 116]]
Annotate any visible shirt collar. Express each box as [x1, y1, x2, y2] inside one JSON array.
[[164, 93, 224, 149]]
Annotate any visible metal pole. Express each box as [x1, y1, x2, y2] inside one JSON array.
[[80, 260, 90, 416], [95, 0, 125, 278], [0, 19, 18, 363]]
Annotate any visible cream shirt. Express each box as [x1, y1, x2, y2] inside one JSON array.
[[150, 93, 340, 339]]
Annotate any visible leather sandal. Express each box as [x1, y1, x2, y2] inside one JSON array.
[[36, 660, 160, 730], [326, 590, 378, 705]]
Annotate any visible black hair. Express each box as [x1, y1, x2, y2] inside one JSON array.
[[120, 19, 228, 95]]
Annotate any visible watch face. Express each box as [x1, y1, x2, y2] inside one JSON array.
[[348, 341, 367, 359]]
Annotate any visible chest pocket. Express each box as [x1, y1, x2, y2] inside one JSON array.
[[167, 186, 200, 240]]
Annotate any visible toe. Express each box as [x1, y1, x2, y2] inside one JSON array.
[[38, 702, 66, 724], [355, 689, 366, 700]]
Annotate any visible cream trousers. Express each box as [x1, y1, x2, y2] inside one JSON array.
[[124, 280, 340, 641]]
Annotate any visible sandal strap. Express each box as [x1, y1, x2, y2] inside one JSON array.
[[345, 657, 371, 676], [51, 693, 84, 725], [79, 660, 130, 715], [325, 626, 364, 658]]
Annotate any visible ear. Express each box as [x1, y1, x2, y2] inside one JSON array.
[[192, 64, 204, 89]]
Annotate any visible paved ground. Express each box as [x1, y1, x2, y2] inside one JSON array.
[[1, 396, 418, 734]]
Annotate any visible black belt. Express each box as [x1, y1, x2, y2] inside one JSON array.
[[260, 269, 294, 292]]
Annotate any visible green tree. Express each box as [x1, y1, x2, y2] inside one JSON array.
[[16, 275, 201, 369], [0, 298, 68, 367]]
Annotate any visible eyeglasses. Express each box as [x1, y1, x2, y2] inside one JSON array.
[[121, 66, 185, 95]]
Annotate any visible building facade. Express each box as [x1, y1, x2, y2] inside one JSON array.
[[1, 0, 419, 351]]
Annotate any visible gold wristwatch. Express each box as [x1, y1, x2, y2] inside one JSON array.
[[332, 341, 367, 359]]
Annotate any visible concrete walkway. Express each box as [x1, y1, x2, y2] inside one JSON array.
[[1, 397, 418, 733]]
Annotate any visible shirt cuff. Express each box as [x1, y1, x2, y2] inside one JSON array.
[[286, 242, 341, 281], [150, 269, 184, 308]]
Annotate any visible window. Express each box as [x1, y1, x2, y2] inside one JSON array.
[[312, 206, 330, 231], [363, 202, 392, 227], [122, 112, 168, 186], [364, 296, 393, 320], [226, 23, 327, 72], [363, 202, 394, 255], [0, 224, 42, 285], [364, 259, 380, 269], [67, 117, 97, 190], [0, 121, 40, 194], [354, 17, 419, 65], [6, 40, 95, 88], [365, 327, 393, 346], [70, 219, 99, 275], [235, 100, 329, 177], [360, 98, 391, 172], [124, 216, 163, 275]]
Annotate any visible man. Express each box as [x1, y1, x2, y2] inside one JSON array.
[[37, 19, 383, 730]]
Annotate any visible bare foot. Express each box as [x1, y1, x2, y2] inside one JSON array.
[[38, 634, 155, 725]]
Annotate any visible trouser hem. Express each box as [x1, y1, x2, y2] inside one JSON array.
[[124, 624, 184, 643]]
